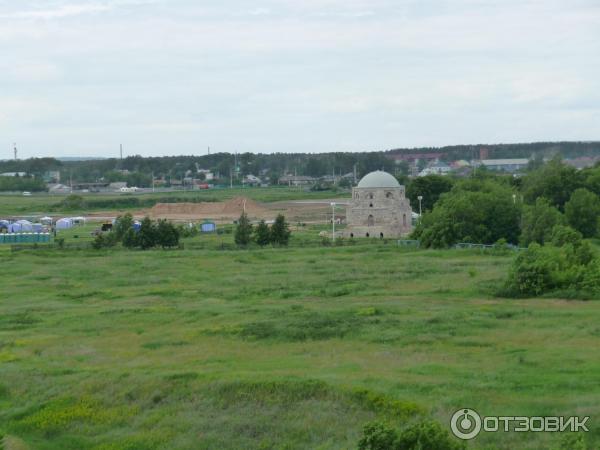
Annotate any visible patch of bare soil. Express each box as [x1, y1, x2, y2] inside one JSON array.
[[149, 197, 269, 221]]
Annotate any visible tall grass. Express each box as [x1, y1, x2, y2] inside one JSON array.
[[0, 244, 598, 448]]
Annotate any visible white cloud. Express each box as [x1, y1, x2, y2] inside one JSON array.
[[0, 3, 112, 20], [0, 0, 598, 157]]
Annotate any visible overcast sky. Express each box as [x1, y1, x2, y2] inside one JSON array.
[[1, 0, 599, 159]]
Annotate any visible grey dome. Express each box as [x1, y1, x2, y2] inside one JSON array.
[[357, 171, 400, 188]]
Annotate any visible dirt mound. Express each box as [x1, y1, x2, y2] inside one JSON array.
[[150, 197, 268, 220]]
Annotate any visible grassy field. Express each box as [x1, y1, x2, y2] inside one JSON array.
[[0, 187, 349, 216], [1, 238, 599, 449]]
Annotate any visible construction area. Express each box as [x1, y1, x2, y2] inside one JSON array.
[[145, 196, 346, 224]]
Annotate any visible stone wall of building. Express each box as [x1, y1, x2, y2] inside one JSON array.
[[344, 186, 412, 238]]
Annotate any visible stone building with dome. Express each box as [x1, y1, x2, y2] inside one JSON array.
[[344, 170, 412, 238]]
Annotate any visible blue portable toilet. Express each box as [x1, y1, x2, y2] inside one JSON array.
[[201, 221, 216, 233], [133, 221, 142, 232]]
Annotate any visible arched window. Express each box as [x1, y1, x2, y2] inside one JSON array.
[[403, 214, 407, 226], [367, 215, 375, 226], [380, 232, 384, 239], [354, 192, 359, 200], [366, 232, 370, 237], [369, 203, 373, 208], [386, 192, 393, 199], [368, 193, 374, 200]]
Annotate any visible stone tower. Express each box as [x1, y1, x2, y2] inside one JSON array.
[[344, 170, 412, 238]]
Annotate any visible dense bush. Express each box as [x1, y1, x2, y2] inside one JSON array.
[[520, 198, 564, 246], [501, 226, 599, 298], [60, 194, 87, 210], [358, 420, 465, 450], [91, 232, 118, 249]]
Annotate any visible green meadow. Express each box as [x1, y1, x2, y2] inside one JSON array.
[[1, 238, 599, 449]]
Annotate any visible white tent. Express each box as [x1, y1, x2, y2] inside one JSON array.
[[15, 220, 33, 232], [56, 218, 74, 230], [40, 216, 53, 225], [8, 223, 24, 233]]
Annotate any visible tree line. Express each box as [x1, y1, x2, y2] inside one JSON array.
[[2, 141, 599, 188], [411, 157, 600, 298]]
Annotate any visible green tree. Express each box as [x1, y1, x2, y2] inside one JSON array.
[[413, 180, 520, 248], [520, 198, 564, 246], [254, 220, 271, 247], [565, 188, 600, 238], [122, 228, 139, 249], [270, 214, 291, 246], [156, 219, 180, 248], [549, 225, 583, 248], [521, 157, 583, 210], [234, 213, 253, 246], [114, 213, 134, 240], [138, 217, 157, 250], [406, 175, 453, 212]]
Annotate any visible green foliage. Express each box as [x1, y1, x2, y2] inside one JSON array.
[[358, 422, 397, 450], [397, 420, 466, 450], [406, 175, 454, 212], [156, 220, 180, 248], [176, 223, 198, 238], [502, 235, 599, 298], [413, 180, 520, 248], [91, 233, 117, 250], [253, 220, 271, 247], [565, 188, 600, 238], [520, 198, 564, 246], [60, 195, 86, 211], [234, 213, 253, 246], [270, 214, 291, 246], [556, 433, 588, 450], [358, 420, 465, 450], [121, 228, 138, 249], [0, 175, 47, 192], [549, 224, 583, 248], [18, 396, 134, 435], [113, 213, 134, 240], [521, 157, 583, 210], [138, 217, 157, 250]]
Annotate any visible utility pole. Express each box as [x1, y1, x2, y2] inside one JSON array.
[[120, 144, 123, 161], [13, 143, 17, 160], [330, 202, 336, 242]]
